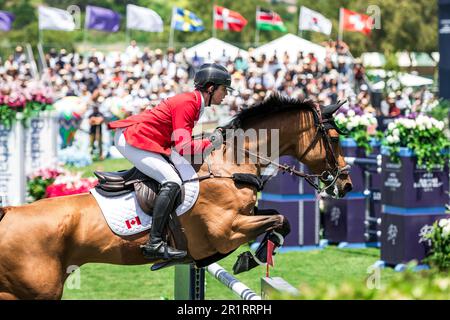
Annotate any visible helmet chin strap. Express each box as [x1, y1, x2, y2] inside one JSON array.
[[207, 85, 217, 107]]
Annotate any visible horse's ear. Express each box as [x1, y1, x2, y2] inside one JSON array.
[[322, 100, 347, 117]]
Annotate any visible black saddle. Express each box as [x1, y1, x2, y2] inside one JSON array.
[[94, 167, 161, 215]]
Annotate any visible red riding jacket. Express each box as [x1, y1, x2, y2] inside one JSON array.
[[108, 90, 212, 156]]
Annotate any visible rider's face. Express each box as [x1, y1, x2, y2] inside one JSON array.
[[211, 85, 228, 105]]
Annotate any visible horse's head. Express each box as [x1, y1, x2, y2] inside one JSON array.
[[295, 101, 352, 199]]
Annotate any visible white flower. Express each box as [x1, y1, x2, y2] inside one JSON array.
[[438, 219, 449, 228], [388, 122, 396, 131], [360, 115, 371, 127], [346, 122, 354, 131], [392, 128, 400, 137], [436, 121, 444, 131], [347, 109, 355, 117], [392, 135, 400, 143], [443, 224, 450, 237], [386, 135, 395, 144], [335, 113, 346, 123]]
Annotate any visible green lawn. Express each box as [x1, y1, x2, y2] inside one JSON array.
[[62, 245, 397, 300], [62, 158, 397, 300]]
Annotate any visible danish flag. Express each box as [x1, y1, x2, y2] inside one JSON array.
[[214, 6, 247, 32], [125, 216, 141, 229]]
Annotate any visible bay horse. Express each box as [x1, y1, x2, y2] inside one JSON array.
[[0, 94, 352, 299]]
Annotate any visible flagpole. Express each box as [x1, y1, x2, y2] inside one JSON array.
[[338, 7, 343, 42], [83, 7, 89, 61], [212, 3, 217, 38], [169, 6, 175, 49], [39, 28, 43, 46], [255, 6, 260, 46]]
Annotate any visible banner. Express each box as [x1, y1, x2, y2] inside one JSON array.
[[0, 11, 15, 31], [439, 0, 450, 99], [172, 7, 204, 32], [298, 6, 332, 35], [126, 4, 163, 32], [214, 6, 247, 32], [38, 6, 75, 31], [86, 5, 120, 32], [256, 8, 286, 32], [340, 8, 373, 35]]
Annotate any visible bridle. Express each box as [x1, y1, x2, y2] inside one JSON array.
[[221, 104, 350, 194], [187, 103, 350, 194]]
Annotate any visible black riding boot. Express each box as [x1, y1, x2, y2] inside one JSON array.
[[141, 182, 187, 260]]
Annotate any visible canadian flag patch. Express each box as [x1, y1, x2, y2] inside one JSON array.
[[125, 216, 142, 229]]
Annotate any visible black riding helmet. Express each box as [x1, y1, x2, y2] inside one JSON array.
[[194, 63, 232, 106]]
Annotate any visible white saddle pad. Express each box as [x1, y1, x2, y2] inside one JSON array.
[[90, 151, 200, 236]]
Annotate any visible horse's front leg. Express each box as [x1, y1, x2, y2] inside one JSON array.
[[231, 207, 291, 275], [213, 213, 284, 255]]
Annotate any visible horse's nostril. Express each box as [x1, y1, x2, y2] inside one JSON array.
[[343, 183, 352, 193]]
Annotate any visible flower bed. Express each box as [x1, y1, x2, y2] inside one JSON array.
[[0, 85, 54, 128], [382, 115, 449, 170], [27, 166, 98, 201], [335, 107, 381, 154]]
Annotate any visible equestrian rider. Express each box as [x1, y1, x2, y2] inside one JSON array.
[[108, 63, 232, 261]]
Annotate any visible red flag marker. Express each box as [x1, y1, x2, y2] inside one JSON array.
[[266, 239, 275, 277]]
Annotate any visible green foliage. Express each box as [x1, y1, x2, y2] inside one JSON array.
[[0, 103, 54, 129], [27, 177, 54, 201], [0, 104, 16, 129], [428, 99, 450, 123], [424, 219, 450, 272], [383, 116, 450, 171], [288, 266, 450, 300]]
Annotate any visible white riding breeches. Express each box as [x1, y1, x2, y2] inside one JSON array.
[[114, 128, 182, 186]]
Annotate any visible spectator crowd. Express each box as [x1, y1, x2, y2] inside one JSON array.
[[0, 41, 439, 126]]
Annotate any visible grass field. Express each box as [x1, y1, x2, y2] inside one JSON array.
[[62, 245, 397, 300], [62, 158, 397, 300]]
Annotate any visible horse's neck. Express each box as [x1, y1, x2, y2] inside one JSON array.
[[244, 109, 314, 170], [196, 109, 315, 176]]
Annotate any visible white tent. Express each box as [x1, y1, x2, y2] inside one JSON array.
[[178, 37, 248, 62], [371, 72, 433, 90], [360, 52, 386, 67], [252, 33, 327, 63]]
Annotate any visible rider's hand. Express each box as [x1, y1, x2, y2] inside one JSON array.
[[209, 128, 224, 149]]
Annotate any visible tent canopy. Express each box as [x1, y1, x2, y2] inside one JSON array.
[[361, 52, 386, 67], [252, 33, 327, 63], [178, 37, 248, 62], [367, 69, 434, 89]]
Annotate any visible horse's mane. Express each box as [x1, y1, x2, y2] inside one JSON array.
[[223, 92, 316, 129]]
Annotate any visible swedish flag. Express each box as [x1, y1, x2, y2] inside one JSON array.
[[172, 7, 204, 32]]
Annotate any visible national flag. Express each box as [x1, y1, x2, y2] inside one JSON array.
[[256, 8, 286, 32], [86, 5, 121, 32], [0, 11, 15, 31], [341, 8, 373, 35], [172, 7, 204, 32], [38, 6, 75, 31], [214, 6, 247, 32], [126, 4, 163, 32], [125, 216, 142, 229], [299, 6, 332, 36]]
